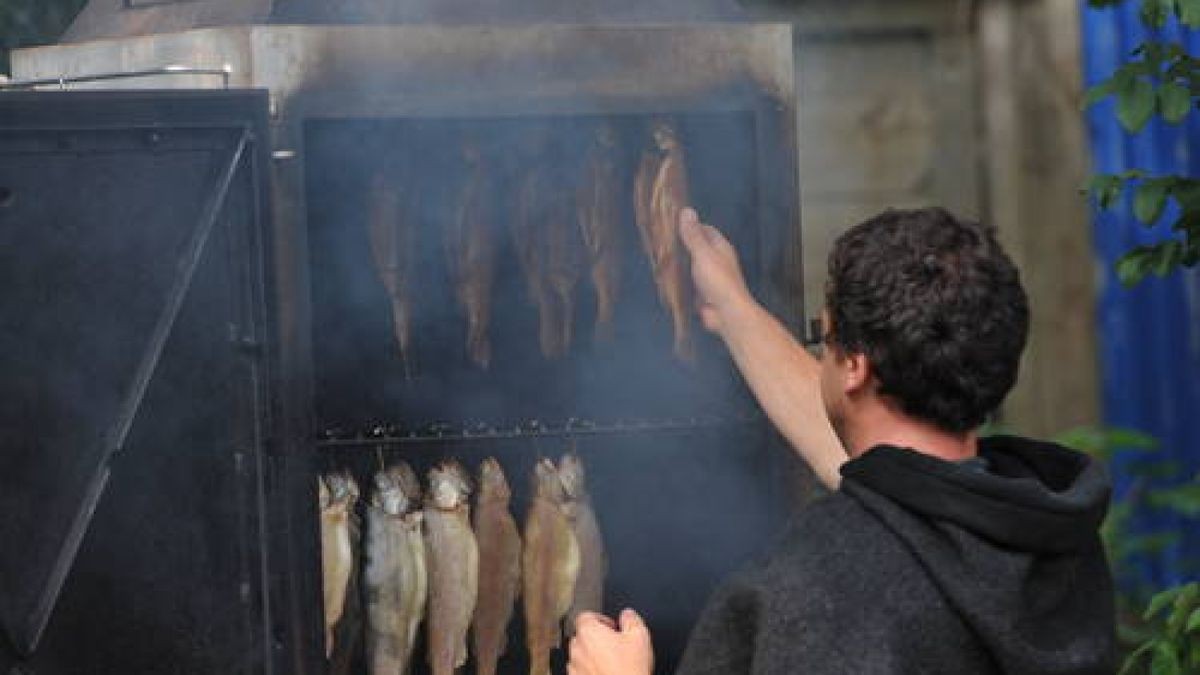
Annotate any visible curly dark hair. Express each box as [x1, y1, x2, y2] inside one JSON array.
[[825, 207, 1030, 432]]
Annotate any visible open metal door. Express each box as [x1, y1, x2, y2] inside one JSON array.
[[0, 91, 274, 674]]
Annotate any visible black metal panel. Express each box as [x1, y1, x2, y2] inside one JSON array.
[[0, 91, 273, 672]]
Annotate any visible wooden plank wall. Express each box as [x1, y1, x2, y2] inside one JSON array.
[[747, 0, 1099, 439], [977, 0, 1100, 437]]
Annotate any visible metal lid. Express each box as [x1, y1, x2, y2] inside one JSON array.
[[62, 0, 747, 43]]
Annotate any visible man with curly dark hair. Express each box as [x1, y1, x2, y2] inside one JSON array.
[[569, 207, 1116, 674]]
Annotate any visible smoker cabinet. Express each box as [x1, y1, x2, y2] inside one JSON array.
[[2, 18, 806, 675]]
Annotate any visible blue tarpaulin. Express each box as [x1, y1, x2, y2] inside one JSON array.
[[1081, 2, 1200, 587]]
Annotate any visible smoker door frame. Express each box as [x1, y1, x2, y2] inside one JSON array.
[[268, 91, 803, 674], [0, 89, 276, 667]]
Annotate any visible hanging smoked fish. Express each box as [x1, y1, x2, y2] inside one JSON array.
[[472, 458, 522, 675], [558, 453, 606, 637], [514, 133, 581, 359], [577, 122, 623, 341], [367, 167, 417, 377], [522, 458, 580, 675], [320, 470, 360, 660], [446, 140, 497, 369], [425, 461, 479, 675], [365, 463, 427, 675], [634, 119, 695, 362]]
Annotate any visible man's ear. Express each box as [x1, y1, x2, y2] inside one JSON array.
[[843, 351, 872, 395]]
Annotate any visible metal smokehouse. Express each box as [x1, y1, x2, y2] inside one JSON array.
[[0, 1, 806, 673]]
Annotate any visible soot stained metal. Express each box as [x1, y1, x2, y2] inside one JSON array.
[[2, 3, 805, 674]]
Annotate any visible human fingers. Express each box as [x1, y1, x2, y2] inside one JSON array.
[[618, 608, 646, 633], [678, 208, 710, 257], [568, 634, 594, 673], [702, 224, 736, 256], [577, 611, 617, 631]]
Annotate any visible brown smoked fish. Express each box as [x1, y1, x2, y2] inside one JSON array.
[[514, 162, 553, 356], [634, 119, 694, 362], [523, 458, 581, 675], [514, 136, 580, 359], [425, 461, 479, 675], [365, 463, 427, 675], [320, 471, 360, 659], [577, 123, 623, 341], [367, 168, 417, 376], [558, 453, 606, 637], [472, 459, 523, 675], [446, 141, 497, 368]]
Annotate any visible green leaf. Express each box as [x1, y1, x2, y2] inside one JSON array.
[[1122, 641, 1157, 675], [1108, 428, 1161, 449], [1118, 247, 1157, 286], [1120, 532, 1180, 557], [1151, 640, 1182, 675], [1172, 179, 1200, 210], [1143, 0, 1176, 26], [1159, 82, 1193, 123], [1136, 178, 1173, 223], [1142, 0, 1174, 27], [1167, 584, 1199, 635], [1086, 80, 1117, 109], [1185, 242, 1200, 266], [1149, 483, 1200, 515], [1156, 241, 1185, 275], [1089, 174, 1127, 209], [1119, 77, 1158, 131], [1128, 459, 1182, 480], [1147, 587, 1187, 621], [1054, 426, 1159, 459], [1180, 0, 1200, 26], [1187, 607, 1200, 633]]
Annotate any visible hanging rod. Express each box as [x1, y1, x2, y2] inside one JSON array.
[[0, 65, 233, 91], [316, 414, 766, 449]]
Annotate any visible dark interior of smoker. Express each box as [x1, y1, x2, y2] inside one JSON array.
[[304, 112, 791, 674]]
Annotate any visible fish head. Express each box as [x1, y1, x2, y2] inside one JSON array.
[[478, 457, 512, 502], [558, 453, 589, 501], [594, 123, 618, 151], [533, 457, 566, 502], [318, 475, 331, 509], [428, 461, 472, 510], [651, 119, 679, 151], [372, 468, 406, 515], [391, 462, 423, 511], [325, 470, 360, 506]]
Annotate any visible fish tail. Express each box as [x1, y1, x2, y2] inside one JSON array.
[[538, 293, 561, 359], [558, 293, 574, 357], [467, 320, 491, 369], [529, 649, 552, 675]]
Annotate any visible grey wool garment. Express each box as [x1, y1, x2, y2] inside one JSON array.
[[674, 435, 1117, 675]]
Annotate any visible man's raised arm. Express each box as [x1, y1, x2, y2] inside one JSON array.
[[678, 208, 847, 489]]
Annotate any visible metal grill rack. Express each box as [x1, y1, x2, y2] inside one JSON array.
[[315, 413, 767, 449]]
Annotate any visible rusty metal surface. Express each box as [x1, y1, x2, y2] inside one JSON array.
[[14, 24, 795, 113], [62, 0, 747, 43], [269, 0, 746, 24], [62, 0, 272, 43]]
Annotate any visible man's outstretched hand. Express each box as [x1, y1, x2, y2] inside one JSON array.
[[677, 207, 754, 337], [568, 609, 654, 675]]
